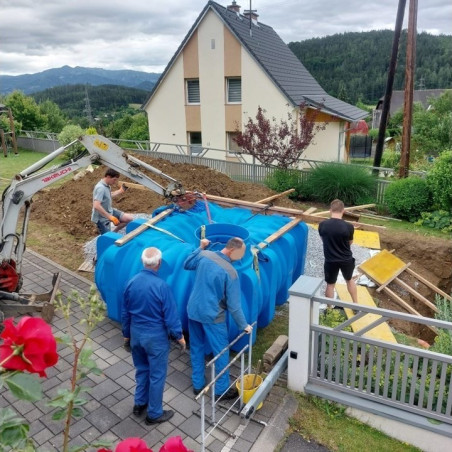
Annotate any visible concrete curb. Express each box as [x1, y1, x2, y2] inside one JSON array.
[[249, 392, 298, 452]]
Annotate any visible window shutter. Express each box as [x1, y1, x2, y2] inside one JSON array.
[[228, 78, 241, 102], [187, 80, 200, 103]]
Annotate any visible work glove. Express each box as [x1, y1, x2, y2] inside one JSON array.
[[109, 215, 120, 226], [121, 183, 129, 192]]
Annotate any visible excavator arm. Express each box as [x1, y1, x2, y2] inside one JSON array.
[[0, 134, 185, 294]]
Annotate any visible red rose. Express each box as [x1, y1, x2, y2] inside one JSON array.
[[0, 316, 58, 377], [115, 438, 152, 452], [160, 437, 193, 452]]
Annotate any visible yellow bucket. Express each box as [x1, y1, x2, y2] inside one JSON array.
[[236, 374, 263, 410]]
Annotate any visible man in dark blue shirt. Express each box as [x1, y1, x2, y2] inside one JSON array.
[[318, 199, 358, 304], [122, 247, 186, 425], [184, 237, 252, 400]]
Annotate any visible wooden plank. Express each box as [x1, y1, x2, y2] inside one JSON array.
[[119, 181, 149, 191], [114, 208, 174, 246], [394, 277, 438, 312], [312, 203, 376, 217], [204, 194, 385, 231], [336, 284, 397, 343], [256, 189, 295, 204], [406, 268, 452, 302], [359, 250, 407, 286], [303, 207, 318, 215], [257, 217, 303, 250], [376, 262, 411, 292], [382, 286, 437, 334]]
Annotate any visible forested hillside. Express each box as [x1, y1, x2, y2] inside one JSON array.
[[289, 30, 452, 105], [32, 84, 149, 120]]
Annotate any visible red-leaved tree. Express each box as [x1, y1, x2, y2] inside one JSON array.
[[233, 103, 327, 168]]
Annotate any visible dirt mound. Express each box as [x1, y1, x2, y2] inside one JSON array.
[[31, 156, 298, 240]]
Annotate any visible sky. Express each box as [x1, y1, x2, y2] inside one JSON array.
[[1, 0, 451, 76]]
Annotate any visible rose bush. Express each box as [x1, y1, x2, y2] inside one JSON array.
[[0, 316, 58, 376], [98, 436, 193, 452], [0, 291, 195, 452]]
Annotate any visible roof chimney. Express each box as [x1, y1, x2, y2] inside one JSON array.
[[243, 9, 259, 23], [227, 1, 241, 13]]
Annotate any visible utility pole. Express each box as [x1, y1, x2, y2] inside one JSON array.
[[373, 0, 406, 172], [399, 0, 418, 178]]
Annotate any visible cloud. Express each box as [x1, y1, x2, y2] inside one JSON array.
[[1, 0, 451, 75]]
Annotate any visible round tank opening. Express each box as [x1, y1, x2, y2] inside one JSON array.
[[194, 223, 249, 251]]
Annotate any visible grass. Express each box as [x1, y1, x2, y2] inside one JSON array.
[[360, 215, 450, 238], [0, 148, 67, 193], [279, 393, 421, 452]]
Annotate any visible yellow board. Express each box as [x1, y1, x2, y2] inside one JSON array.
[[358, 249, 406, 285], [308, 224, 380, 249], [336, 284, 397, 344]]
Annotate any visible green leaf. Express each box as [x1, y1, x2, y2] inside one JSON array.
[[71, 407, 84, 418], [0, 424, 29, 448], [51, 409, 67, 421], [5, 373, 43, 402]]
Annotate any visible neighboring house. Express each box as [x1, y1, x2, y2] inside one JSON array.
[[143, 1, 368, 164], [372, 89, 448, 129]]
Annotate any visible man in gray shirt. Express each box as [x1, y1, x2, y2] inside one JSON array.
[[91, 168, 133, 234]]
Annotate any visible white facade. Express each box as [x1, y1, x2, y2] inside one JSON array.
[[145, 9, 349, 163]]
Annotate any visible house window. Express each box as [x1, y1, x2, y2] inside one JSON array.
[[227, 132, 241, 153], [188, 131, 202, 155], [227, 77, 241, 103], [186, 79, 200, 104]]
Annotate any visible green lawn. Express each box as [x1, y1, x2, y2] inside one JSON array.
[[0, 148, 67, 193]]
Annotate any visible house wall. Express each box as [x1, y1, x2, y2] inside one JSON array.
[[146, 55, 186, 147], [145, 9, 346, 162]]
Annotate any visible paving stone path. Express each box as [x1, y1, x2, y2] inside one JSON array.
[[1, 250, 292, 451]]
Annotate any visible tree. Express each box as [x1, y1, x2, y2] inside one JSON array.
[[39, 100, 67, 133], [233, 103, 326, 168], [5, 91, 46, 131], [58, 124, 85, 159]]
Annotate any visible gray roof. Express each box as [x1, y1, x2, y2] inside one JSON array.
[[377, 89, 449, 115], [144, 1, 367, 122]]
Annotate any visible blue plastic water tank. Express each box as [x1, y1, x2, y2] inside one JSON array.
[[95, 202, 308, 350]]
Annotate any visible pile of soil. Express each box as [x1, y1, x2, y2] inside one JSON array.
[[29, 156, 452, 342], [31, 157, 298, 239]]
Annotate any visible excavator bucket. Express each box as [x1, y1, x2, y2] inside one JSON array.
[[0, 272, 61, 324]]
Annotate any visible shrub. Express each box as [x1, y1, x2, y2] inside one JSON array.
[[414, 210, 452, 234], [426, 150, 452, 212], [58, 125, 85, 159], [302, 163, 376, 205], [264, 168, 304, 199], [384, 177, 432, 221], [380, 148, 400, 173]]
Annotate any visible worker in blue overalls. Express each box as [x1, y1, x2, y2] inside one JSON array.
[[122, 247, 186, 425], [184, 237, 252, 400]]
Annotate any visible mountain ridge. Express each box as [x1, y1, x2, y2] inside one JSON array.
[[0, 65, 160, 95]]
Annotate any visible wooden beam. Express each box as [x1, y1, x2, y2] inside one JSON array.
[[312, 203, 377, 217], [406, 268, 452, 302], [256, 189, 295, 204], [303, 207, 318, 215], [382, 286, 437, 334], [205, 194, 385, 231], [119, 181, 149, 191], [376, 262, 411, 292], [114, 209, 174, 246], [257, 217, 303, 250], [394, 277, 438, 312]]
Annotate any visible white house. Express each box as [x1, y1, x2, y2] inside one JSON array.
[[143, 1, 368, 164]]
